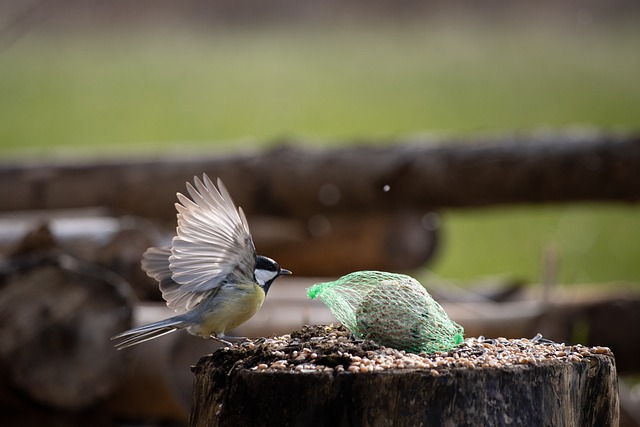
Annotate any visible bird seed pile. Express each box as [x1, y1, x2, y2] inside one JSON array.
[[197, 324, 613, 376]]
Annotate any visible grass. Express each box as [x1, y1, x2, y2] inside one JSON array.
[[2, 21, 639, 154], [431, 204, 640, 285], [0, 19, 639, 284]]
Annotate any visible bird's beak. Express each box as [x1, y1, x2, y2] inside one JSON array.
[[280, 268, 292, 276]]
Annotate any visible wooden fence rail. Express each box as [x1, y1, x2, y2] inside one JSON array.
[[1, 131, 638, 221]]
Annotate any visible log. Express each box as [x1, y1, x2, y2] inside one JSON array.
[[251, 211, 439, 276], [0, 226, 136, 410], [0, 207, 439, 278], [0, 210, 162, 300], [0, 132, 638, 221], [190, 325, 619, 427]]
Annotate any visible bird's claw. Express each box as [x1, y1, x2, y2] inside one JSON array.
[[209, 335, 250, 347]]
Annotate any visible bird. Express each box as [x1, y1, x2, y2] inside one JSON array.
[[112, 174, 291, 350]]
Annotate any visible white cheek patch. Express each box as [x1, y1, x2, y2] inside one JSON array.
[[255, 269, 278, 287]]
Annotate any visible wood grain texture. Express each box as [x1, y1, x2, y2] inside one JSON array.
[[190, 353, 618, 427]]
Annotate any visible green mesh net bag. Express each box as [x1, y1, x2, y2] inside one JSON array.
[[307, 271, 464, 354]]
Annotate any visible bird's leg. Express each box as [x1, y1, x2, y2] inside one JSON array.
[[208, 336, 234, 347], [209, 335, 250, 347]]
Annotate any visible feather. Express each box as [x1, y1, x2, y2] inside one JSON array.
[[111, 317, 186, 350]]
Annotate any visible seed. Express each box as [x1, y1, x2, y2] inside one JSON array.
[[592, 346, 611, 355], [257, 364, 268, 370]]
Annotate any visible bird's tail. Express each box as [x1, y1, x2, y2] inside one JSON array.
[[111, 317, 187, 350]]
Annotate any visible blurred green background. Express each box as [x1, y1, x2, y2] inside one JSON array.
[[1, 1, 639, 285]]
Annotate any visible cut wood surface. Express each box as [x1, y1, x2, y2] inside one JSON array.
[[0, 223, 136, 410], [1, 132, 638, 220], [0, 260, 134, 410]]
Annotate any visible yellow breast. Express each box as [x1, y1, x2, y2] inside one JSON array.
[[200, 283, 265, 337]]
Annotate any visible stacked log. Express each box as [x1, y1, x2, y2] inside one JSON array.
[[0, 225, 135, 410]]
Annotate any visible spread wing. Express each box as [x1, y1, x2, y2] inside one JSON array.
[[145, 175, 256, 313], [142, 246, 215, 313]]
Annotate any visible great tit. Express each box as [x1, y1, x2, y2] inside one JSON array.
[[112, 174, 291, 349]]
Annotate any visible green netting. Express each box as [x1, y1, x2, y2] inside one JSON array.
[[307, 271, 464, 354]]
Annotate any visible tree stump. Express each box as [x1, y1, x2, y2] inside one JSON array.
[[190, 325, 618, 427]]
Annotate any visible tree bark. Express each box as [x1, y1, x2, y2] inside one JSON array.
[[190, 353, 618, 427], [1, 132, 638, 220]]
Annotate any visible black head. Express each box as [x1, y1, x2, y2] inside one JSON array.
[[254, 255, 292, 294]]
